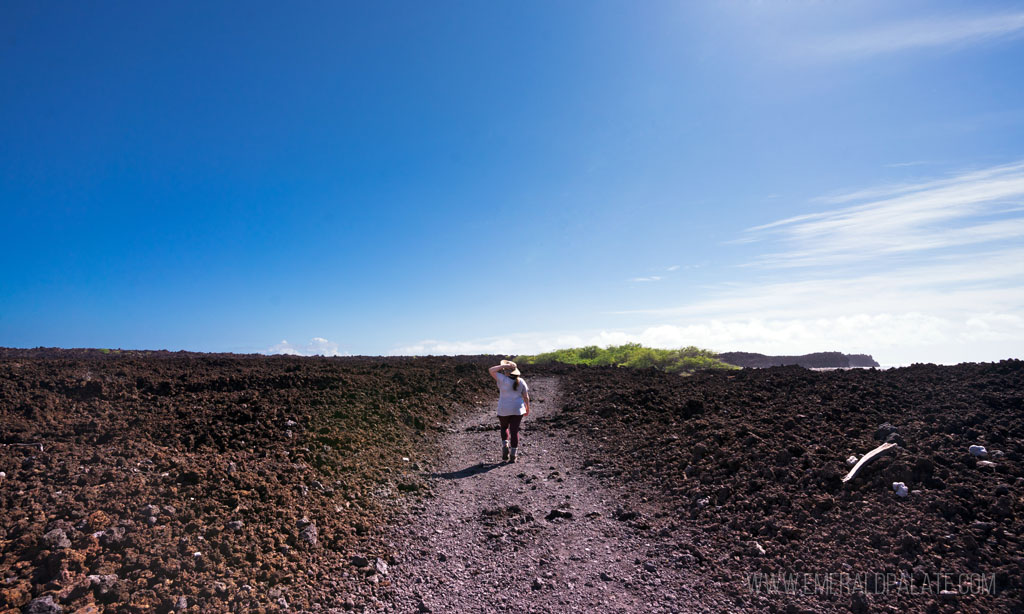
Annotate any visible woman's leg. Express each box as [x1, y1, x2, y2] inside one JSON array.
[[508, 415, 523, 448], [498, 415, 512, 443], [498, 415, 512, 460]]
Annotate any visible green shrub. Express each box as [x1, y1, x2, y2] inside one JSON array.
[[515, 343, 738, 375]]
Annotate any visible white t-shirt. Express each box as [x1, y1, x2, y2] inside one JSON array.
[[495, 373, 529, 416]]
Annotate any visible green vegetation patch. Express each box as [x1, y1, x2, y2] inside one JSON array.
[[515, 343, 739, 374]]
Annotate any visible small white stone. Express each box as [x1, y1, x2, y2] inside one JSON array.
[[892, 482, 909, 497], [846, 456, 858, 466], [969, 445, 988, 457]]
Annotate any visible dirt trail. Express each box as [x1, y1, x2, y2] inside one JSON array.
[[379, 376, 731, 613]]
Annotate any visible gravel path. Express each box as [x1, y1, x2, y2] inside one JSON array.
[[379, 376, 731, 613]]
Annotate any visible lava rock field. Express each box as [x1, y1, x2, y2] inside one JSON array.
[[2, 350, 1021, 613], [555, 361, 1023, 613], [0, 350, 494, 613]]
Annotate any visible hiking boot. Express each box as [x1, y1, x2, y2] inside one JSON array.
[[509, 448, 518, 463], [502, 446, 510, 461]]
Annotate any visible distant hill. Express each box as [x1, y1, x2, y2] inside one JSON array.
[[717, 351, 879, 369]]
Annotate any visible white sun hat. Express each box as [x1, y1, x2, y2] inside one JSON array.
[[500, 359, 521, 376]]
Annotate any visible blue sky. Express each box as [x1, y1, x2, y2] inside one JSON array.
[[2, 1, 1023, 365]]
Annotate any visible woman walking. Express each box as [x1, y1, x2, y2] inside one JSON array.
[[488, 359, 530, 462]]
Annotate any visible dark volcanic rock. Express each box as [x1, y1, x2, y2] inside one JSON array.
[[299, 523, 319, 547], [25, 595, 62, 614], [874, 422, 899, 440], [351, 555, 370, 568], [544, 509, 573, 521], [0, 350, 497, 613], [717, 351, 880, 368], [41, 528, 71, 549]]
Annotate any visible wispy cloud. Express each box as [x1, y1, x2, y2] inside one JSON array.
[[810, 162, 1024, 206], [814, 12, 1024, 58], [629, 276, 662, 282], [885, 160, 934, 168], [744, 161, 1024, 267], [267, 337, 347, 357], [616, 248, 1024, 320], [666, 265, 680, 272]]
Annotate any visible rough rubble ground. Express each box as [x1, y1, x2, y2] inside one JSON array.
[[375, 376, 732, 613], [0, 350, 495, 613], [552, 362, 1024, 614], [2, 351, 1022, 614]]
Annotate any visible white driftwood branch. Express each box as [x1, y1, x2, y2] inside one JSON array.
[[1, 442, 45, 452], [842, 442, 897, 483]]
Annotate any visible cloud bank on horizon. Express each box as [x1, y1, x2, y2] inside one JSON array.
[[389, 161, 1024, 366], [268, 338, 347, 357]]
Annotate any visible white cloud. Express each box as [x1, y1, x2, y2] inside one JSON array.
[[393, 164, 1024, 366], [666, 265, 680, 271], [885, 160, 933, 168], [267, 337, 347, 357], [629, 276, 662, 282], [814, 12, 1024, 58], [744, 161, 1024, 267], [391, 337, 522, 356], [619, 248, 1024, 320], [388, 312, 1024, 366], [390, 248, 1024, 364]]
